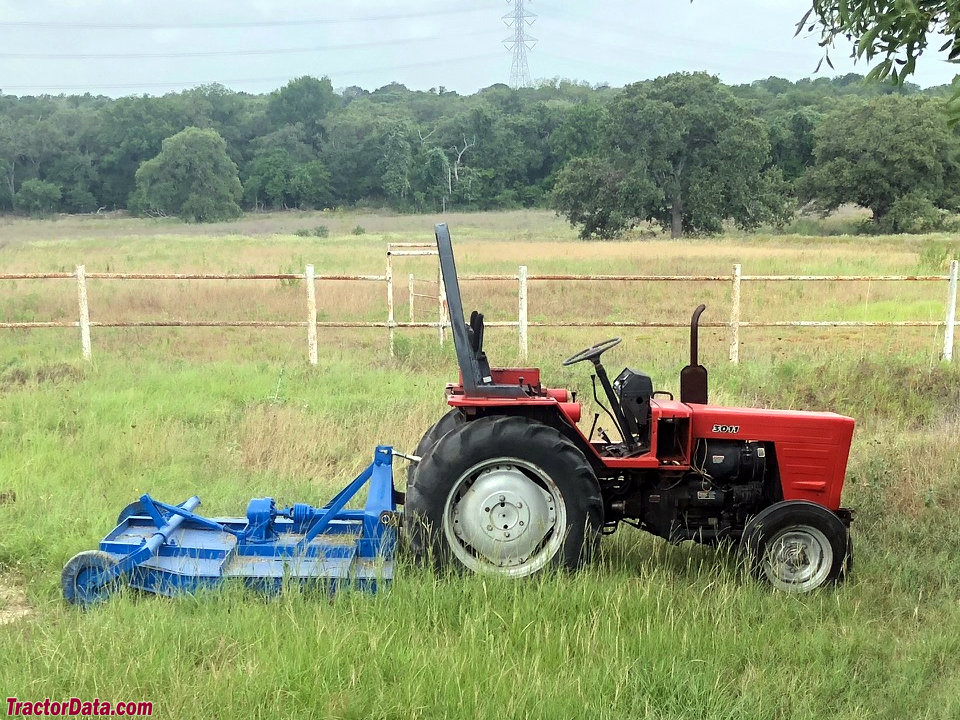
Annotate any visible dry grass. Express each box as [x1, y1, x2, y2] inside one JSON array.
[[0, 578, 33, 626], [0, 208, 573, 245], [1, 209, 956, 367]]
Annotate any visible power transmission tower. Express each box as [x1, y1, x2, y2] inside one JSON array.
[[502, 0, 536, 88]]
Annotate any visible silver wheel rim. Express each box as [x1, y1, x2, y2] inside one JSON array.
[[761, 524, 834, 592], [442, 457, 566, 577]]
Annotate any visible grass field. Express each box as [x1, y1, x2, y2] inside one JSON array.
[[2, 210, 960, 719]]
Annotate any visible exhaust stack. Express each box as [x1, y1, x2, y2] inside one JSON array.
[[679, 304, 708, 405]]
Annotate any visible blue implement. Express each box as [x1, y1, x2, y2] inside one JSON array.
[[62, 446, 399, 606]]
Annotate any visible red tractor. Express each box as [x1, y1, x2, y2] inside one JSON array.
[[405, 224, 854, 592]]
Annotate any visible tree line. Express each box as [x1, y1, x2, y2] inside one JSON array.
[[0, 72, 957, 235]]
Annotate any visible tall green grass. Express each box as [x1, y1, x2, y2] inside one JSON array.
[[1, 347, 959, 719]]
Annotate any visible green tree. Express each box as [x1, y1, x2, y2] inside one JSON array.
[[768, 109, 820, 182], [130, 127, 242, 222], [95, 96, 187, 208], [289, 160, 333, 209], [806, 3, 959, 83], [14, 178, 61, 216], [412, 145, 451, 211], [553, 73, 790, 238], [268, 76, 338, 147], [548, 103, 608, 167], [0, 117, 19, 210], [243, 148, 299, 209], [806, 3, 960, 120], [552, 156, 659, 239], [42, 107, 103, 212], [242, 125, 316, 209], [379, 121, 414, 203], [799, 95, 960, 230], [322, 98, 411, 203]]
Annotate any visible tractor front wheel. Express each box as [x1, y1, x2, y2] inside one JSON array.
[[741, 500, 850, 593], [406, 416, 602, 577]]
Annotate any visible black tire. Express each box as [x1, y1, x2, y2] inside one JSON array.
[[406, 409, 465, 488], [406, 415, 603, 577], [741, 500, 850, 593], [62, 550, 119, 607]]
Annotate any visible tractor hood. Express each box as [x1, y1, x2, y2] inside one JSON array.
[[690, 405, 855, 510]]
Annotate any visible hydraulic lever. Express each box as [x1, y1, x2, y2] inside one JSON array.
[[591, 360, 632, 444], [591, 374, 620, 441]]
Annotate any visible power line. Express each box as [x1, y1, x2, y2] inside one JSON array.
[[502, 0, 536, 88], [0, 52, 505, 92], [0, 5, 499, 31], [540, 14, 814, 62], [0, 29, 502, 60]]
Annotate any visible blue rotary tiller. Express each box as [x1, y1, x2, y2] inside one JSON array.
[[62, 446, 400, 606]]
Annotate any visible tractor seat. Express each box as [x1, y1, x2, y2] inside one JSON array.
[[614, 367, 653, 445]]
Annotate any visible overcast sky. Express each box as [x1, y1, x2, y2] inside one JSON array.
[[0, 1, 956, 97]]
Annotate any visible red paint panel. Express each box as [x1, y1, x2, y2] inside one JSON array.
[[691, 406, 854, 509], [650, 399, 694, 419], [558, 402, 581, 423], [490, 367, 540, 386]]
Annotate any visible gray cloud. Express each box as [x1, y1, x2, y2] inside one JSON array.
[[0, 1, 955, 96]]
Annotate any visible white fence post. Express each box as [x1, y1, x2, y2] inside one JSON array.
[[305, 264, 318, 365], [408, 273, 415, 322], [944, 259, 958, 362], [729, 263, 742, 364], [437, 264, 447, 346], [518, 265, 528, 361], [386, 253, 395, 357], [75, 264, 91, 361]]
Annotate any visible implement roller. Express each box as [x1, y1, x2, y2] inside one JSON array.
[[62, 446, 399, 606]]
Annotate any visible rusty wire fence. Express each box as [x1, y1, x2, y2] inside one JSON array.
[[1, 245, 957, 364]]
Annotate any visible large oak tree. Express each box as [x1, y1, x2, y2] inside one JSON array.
[[799, 95, 960, 230], [552, 73, 791, 238], [130, 127, 242, 222]]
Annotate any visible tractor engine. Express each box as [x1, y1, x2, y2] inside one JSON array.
[[637, 440, 769, 543]]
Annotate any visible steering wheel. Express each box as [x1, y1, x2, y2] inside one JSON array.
[[562, 337, 622, 366]]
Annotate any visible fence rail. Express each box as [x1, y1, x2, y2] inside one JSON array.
[[1, 251, 957, 364]]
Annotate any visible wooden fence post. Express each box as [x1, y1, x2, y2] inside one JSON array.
[[408, 273, 415, 322], [76, 265, 91, 361], [518, 265, 528, 361], [437, 263, 447, 346], [944, 259, 958, 362], [728, 263, 741, 364], [386, 253, 395, 357], [305, 264, 317, 365]]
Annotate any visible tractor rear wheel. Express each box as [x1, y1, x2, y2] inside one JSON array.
[[406, 409, 465, 488], [406, 415, 603, 577], [741, 500, 850, 593]]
